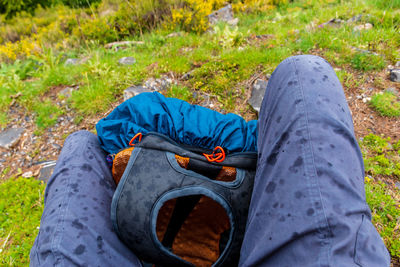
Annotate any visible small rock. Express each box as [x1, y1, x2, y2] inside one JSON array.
[[390, 69, 400, 82], [353, 23, 373, 31], [123, 86, 152, 101], [208, 4, 235, 25], [395, 182, 400, 190], [386, 87, 398, 95], [318, 18, 344, 28], [362, 97, 371, 103], [351, 46, 378, 56], [386, 214, 394, 221], [0, 128, 24, 149], [64, 58, 79, 65], [118, 57, 136, 65], [144, 76, 172, 92], [59, 87, 77, 98], [51, 143, 62, 150], [22, 171, 33, 178], [104, 41, 144, 50], [249, 79, 268, 112], [166, 32, 183, 38], [182, 70, 194, 80], [227, 18, 239, 26], [347, 14, 363, 23], [38, 161, 57, 183], [200, 95, 212, 108]]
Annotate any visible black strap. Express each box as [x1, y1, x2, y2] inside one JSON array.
[[161, 158, 222, 250], [161, 195, 202, 250], [187, 158, 222, 179]]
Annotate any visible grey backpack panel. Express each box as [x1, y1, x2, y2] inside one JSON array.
[[111, 134, 256, 266]]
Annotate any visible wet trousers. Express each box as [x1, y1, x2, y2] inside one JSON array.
[[30, 55, 390, 266]]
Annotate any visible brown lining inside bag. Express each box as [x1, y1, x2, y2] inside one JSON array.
[[112, 150, 235, 266]]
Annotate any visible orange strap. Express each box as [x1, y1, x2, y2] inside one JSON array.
[[203, 146, 225, 163], [129, 133, 142, 146]]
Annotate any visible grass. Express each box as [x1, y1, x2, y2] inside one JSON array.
[[360, 134, 400, 179], [351, 52, 386, 71], [370, 92, 400, 117], [0, 177, 45, 266], [0, 0, 399, 264], [0, 0, 399, 128], [365, 178, 400, 258]]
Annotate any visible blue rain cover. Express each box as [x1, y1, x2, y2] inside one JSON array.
[[96, 92, 258, 154]]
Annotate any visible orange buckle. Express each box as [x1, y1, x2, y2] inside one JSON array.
[[203, 146, 225, 163], [129, 133, 142, 146]]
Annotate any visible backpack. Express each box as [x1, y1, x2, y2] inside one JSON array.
[[110, 132, 257, 266]]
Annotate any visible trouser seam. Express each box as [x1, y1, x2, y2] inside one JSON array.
[[50, 134, 91, 267], [291, 56, 333, 266]]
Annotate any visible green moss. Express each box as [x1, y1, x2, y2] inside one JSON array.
[[0, 177, 45, 265], [370, 92, 400, 117]]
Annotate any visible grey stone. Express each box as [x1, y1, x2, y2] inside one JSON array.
[[104, 41, 144, 50], [208, 4, 234, 25], [395, 61, 400, 67], [249, 79, 268, 112], [390, 69, 400, 82], [118, 57, 136, 65], [318, 18, 344, 28], [386, 87, 398, 95], [38, 161, 57, 183], [227, 18, 239, 26], [395, 182, 400, 190], [0, 127, 24, 149], [123, 86, 152, 101], [59, 86, 77, 98], [64, 58, 79, 65], [182, 70, 194, 80], [353, 23, 373, 31], [51, 143, 62, 150], [200, 95, 212, 108], [347, 14, 363, 23], [144, 76, 172, 91], [166, 32, 183, 38], [351, 46, 378, 56]]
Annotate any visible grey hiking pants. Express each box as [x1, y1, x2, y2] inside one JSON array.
[[30, 55, 390, 266]]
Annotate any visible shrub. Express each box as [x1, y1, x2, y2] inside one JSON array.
[[0, 0, 54, 18], [73, 17, 118, 44], [61, 0, 101, 8]]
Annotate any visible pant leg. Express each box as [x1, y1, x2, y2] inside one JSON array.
[[240, 55, 390, 267], [30, 130, 141, 267]]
